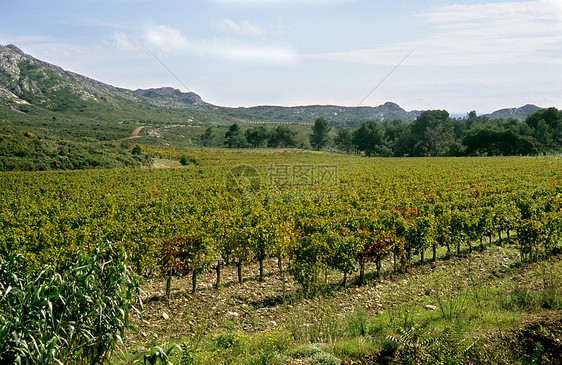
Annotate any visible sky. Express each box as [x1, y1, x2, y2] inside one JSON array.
[[1, 0, 561, 114]]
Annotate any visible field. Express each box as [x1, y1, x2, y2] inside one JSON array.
[[1, 150, 561, 364]]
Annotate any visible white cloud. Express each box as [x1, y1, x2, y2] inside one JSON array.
[[415, 0, 562, 64], [214, 19, 268, 38], [145, 25, 188, 51], [0, 35, 58, 45], [14, 42, 112, 76], [103, 24, 296, 65], [204, 42, 298, 64], [213, 0, 351, 3], [112, 32, 138, 52], [307, 0, 562, 66], [418, 0, 562, 24]]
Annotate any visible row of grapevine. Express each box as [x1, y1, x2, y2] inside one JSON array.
[[1, 154, 561, 297]]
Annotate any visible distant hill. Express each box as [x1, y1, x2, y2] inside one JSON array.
[[484, 104, 543, 121], [0, 43, 550, 138], [0, 44, 201, 112], [227, 102, 421, 127], [0, 43, 420, 128], [133, 87, 208, 107]]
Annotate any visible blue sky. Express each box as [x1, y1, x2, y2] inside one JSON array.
[[1, 0, 561, 114]]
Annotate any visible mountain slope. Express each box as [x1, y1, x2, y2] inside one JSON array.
[[0, 44, 205, 112], [133, 87, 207, 106], [0, 44, 421, 126], [0, 43, 546, 134], [485, 104, 542, 121], [227, 102, 420, 126]]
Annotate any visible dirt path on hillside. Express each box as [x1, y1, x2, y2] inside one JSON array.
[[128, 126, 145, 139], [116, 126, 146, 141]]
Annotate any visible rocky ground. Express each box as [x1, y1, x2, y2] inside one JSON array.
[[125, 245, 562, 363]]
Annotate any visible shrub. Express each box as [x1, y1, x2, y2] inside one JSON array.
[[179, 155, 197, 166], [287, 343, 341, 365], [179, 154, 189, 166], [287, 343, 327, 359], [308, 351, 342, 365], [387, 323, 476, 365]]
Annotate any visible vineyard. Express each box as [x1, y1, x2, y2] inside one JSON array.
[[1, 150, 562, 364]]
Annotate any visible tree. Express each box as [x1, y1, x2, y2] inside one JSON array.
[[382, 119, 408, 155], [245, 126, 269, 148], [200, 127, 214, 147], [268, 125, 298, 148], [517, 219, 544, 262], [230, 226, 253, 284], [289, 232, 325, 297], [405, 215, 434, 263], [309, 117, 331, 150], [352, 120, 390, 156], [131, 144, 142, 155], [334, 128, 354, 153], [224, 123, 247, 148], [210, 211, 236, 289], [409, 110, 453, 156], [526, 107, 562, 151], [356, 225, 394, 283]]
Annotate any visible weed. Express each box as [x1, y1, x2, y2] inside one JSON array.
[[285, 307, 342, 343], [329, 337, 376, 359], [500, 284, 540, 311], [434, 292, 468, 320], [212, 332, 236, 350], [220, 318, 237, 331], [286, 343, 327, 359], [539, 261, 562, 310], [519, 343, 542, 365], [387, 323, 476, 365], [286, 343, 341, 365], [387, 323, 435, 364], [346, 305, 367, 337], [134, 342, 179, 365], [427, 326, 478, 365], [308, 351, 342, 365]]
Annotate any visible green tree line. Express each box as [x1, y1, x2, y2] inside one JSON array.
[[218, 108, 562, 156], [343, 108, 562, 157]]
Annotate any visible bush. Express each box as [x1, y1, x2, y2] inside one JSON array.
[[0, 241, 142, 364], [179, 154, 190, 166], [179, 154, 196, 166], [308, 351, 342, 365], [287, 343, 327, 359], [287, 343, 341, 365]]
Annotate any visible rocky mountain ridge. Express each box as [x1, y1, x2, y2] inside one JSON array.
[[0, 44, 544, 125]]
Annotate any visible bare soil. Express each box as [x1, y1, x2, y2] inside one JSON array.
[[126, 245, 562, 362]]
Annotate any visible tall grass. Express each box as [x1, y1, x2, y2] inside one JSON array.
[[0, 241, 142, 364]]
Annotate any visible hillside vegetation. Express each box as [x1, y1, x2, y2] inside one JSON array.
[[2, 43, 560, 172]]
